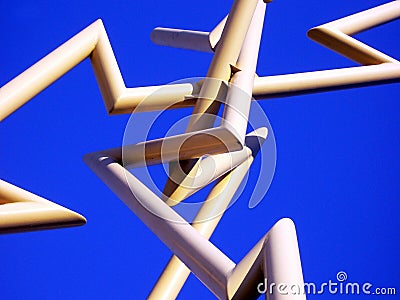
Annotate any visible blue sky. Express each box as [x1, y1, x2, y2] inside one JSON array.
[[0, 0, 399, 299]]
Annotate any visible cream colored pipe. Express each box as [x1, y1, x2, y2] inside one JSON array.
[[162, 0, 260, 201], [227, 218, 305, 299], [130, 62, 400, 105], [163, 148, 251, 205], [262, 219, 305, 300], [160, 0, 267, 205], [186, 0, 260, 132], [120, 62, 400, 110], [252, 63, 400, 99], [83, 151, 235, 299], [308, 27, 398, 65], [0, 179, 86, 234], [0, 19, 200, 121], [163, 127, 267, 206], [222, 0, 266, 143], [149, 128, 267, 299], [114, 82, 201, 114], [317, 0, 400, 36], [150, 15, 228, 53], [123, 126, 241, 169], [151, 28, 213, 53], [307, 1, 400, 65], [0, 20, 99, 121], [149, 159, 254, 300], [209, 16, 228, 50]]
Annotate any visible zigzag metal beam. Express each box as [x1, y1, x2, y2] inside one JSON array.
[[0, 19, 200, 119], [149, 128, 267, 299], [307, 0, 400, 65], [83, 148, 304, 300]]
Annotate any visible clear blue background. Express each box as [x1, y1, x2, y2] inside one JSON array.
[[0, 0, 399, 299]]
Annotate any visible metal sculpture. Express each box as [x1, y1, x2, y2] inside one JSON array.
[[1, 0, 399, 299]]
